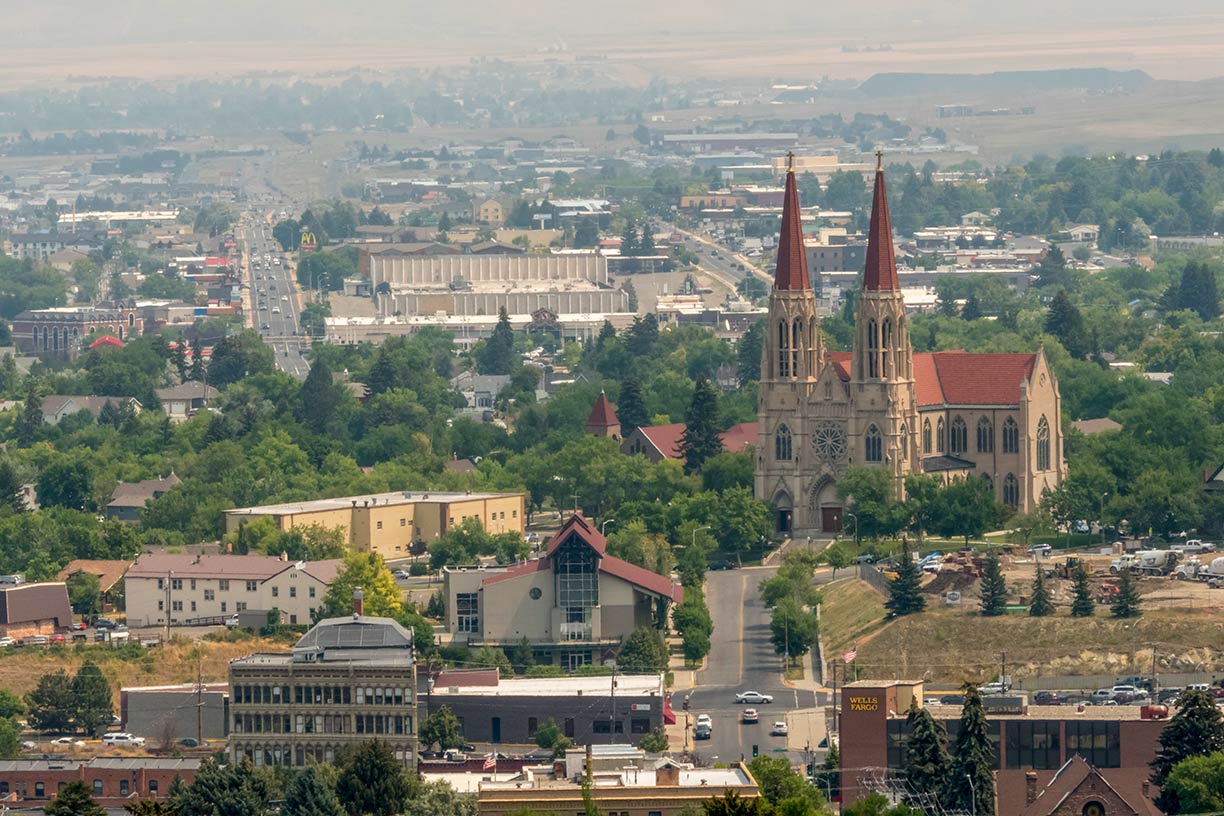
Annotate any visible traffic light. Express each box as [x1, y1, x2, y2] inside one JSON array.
[[752, 744, 759, 758], [806, 762, 815, 776]]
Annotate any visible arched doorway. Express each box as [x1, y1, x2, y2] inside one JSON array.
[[809, 478, 843, 533], [771, 490, 793, 535]]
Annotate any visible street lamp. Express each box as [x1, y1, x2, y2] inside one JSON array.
[[692, 525, 711, 547], [1100, 492, 1109, 547], [601, 519, 616, 536], [966, 773, 976, 815], [844, 512, 859, 548]]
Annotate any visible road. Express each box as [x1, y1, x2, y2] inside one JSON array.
[[675, 227, 773, 294], [242, 214, 310, 380], [686, 566, 818, 764]]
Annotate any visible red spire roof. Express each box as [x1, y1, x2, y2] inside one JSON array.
[[585, 391, 619, 430], [772, 154, 810, 291], [864, 153, 899, 292]]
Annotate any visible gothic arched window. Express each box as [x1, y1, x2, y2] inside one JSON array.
[[977, 417, 993, 453], [1037, 416, 1051, 471], [1002, 417, 1019, 454], [867, 320, 879, 378], [777, 321, 789, 378], [775, 424, 793, 461], [1003, 473, 1020, 508], [950, 416, 967, 454], [865, 425, 883, 463], [922, 419, 932, 454]]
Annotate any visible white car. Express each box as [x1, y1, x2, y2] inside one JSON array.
[[771, 721, 789, 736], [102, 733, 145, 746], [735, 691, 774, 704], [741, 708, 759, 724], [0, 636, 14, 647], [52, 737, 84, 747], [695, 714, 713, 727]]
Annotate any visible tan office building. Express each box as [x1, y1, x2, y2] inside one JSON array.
[[224, 491, 526, 559], [229, 609, 417, 770], [478, 746, 759, 816]]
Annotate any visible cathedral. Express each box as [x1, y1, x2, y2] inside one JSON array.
[[755, 155, 1066, 536]]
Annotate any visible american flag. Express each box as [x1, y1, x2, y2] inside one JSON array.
[[483, 753, 496, 771], [843, 649, 857, 663]]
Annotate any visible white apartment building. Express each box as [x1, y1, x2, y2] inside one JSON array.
[[125, 554, 343, 628]]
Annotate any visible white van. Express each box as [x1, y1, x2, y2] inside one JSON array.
[[102, 733, 145, 746]]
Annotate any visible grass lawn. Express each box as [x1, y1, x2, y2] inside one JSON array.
[[819, 578, 889, 656]]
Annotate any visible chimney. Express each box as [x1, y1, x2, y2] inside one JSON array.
[[353, 587, 365, 618], [1142, 780, 1151, 799], [1025, 772, 1038, 804], [657, 764, 680, 786], [280, 551, 288, 562]]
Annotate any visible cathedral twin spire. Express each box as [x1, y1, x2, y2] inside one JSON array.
[[863, 151, 900, 292], [772, 152, 810, 292]]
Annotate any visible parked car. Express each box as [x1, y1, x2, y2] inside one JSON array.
[[0, 636, 14, 648], [1034, 691, 1067, 705], [102, 733, 145, 746], [938, 694, 964, 706], [978, 682, 1009, 695], [1074, 520, 1091, 534], [179, 738, 200, 747], [391, 569, 411, 580], [1090, 689, 1117, 702], [742, 708, 759, 724], [735, 691, 774, 704], [1027, 543, 1053, 556], [70, 622, 87, 631], [1117, 675, 1153, 691], [52, 737, 84, 747], [25, 635, 47, 646], [92, 618, 118, 630], [771, 721, 789, 736], [694, 714, 712, 740]]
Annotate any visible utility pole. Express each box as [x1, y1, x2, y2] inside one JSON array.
[[196, 649, 203, 745], [164, 571, 172, 642], [1001, 651, 1007, 690], [609, 665, 617, 744]]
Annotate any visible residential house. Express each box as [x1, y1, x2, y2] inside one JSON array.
[[451, 371, 511, 412], [0, 583, 74, 637], [55, 559, 132, 611], [1011, 756, 1162, 816], [41, 395, 142, 426], [154, 381, 216, 422], [105, 474, 182, 521], [620, 421, 757, 464], [124, 553, 344, 627], [1066, 224, 1100, 244]]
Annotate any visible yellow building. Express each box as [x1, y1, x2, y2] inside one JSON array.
[[474, 199, 506, 226], [224, 491, 526, 559]]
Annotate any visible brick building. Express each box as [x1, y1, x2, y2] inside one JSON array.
[[0, 757, 199, 806], [12, 306, 143, 358]]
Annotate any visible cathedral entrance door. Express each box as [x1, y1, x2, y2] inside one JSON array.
[[777, 509, 793, 535], [821, 507, 843, 533]]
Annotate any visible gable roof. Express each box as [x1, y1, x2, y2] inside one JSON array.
[[108, 474, 181, 507], [155, 381, 217, 402], [635, 423, 686, 459], [1021, 755, 1161, 816], [128, 553, 300, 581], [41, 395, 140, 419], [56, 559, 132, 592], [720, 422, 757, 453], [585, 391, 619, 430], [545, 513, 608, 558], [827, 351, 1035, 406], [772, 162, 810, 291]]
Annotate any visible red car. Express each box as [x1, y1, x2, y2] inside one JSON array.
[[49, 634, 66, 644]]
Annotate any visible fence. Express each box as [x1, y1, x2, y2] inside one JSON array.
[[1013, 672, 1220, 693]]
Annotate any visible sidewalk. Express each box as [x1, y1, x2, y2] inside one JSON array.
[[664, 653, 699, 751], [784, 706, 828, 754]]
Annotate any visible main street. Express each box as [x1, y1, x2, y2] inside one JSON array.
[[242, 213, 310, 380], [686, 565, 817, 764]]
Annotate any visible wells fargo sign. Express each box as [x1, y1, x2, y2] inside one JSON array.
[[848, 695, 880, 712]]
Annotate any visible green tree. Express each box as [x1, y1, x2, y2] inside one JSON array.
[[1161, 750, 1224, 815], [837, 467, 901, 540], [932, 477, 999, 544], [1165, 261, 1221, 321], [1070, 564, 1095, 617], [679, 376, 721, 475], [71, 662, 113, 737], [703, 791, 767, 816], [123, 800, 180, 816], [903, 701, 951, 805], [534, 717, 573, 758], [944, 685, 996, 816], [617, 376, 648, 435], [1111, 569, 1142, 618], [419, 705, 465, 752], [511, 637, 535, 675], [620, 220, 638, 256], [337, 740, 415, 816], [282, 767, 346, 816], [1029, 567, 1055, 617], [0, 716, 20, 759], [66, 571, 101, 617], [295, 358, 347, 434], [617, 625, 668, 673], [45, 780, 106, 816], [0, 689, 25, 719], [638, 727, 669, 752], [823, 544, 852, 578], [885, 539, 926, 617], [815, 742, 840, 803], [26, 669, 74, 732], [15, 390, 43, 446], [37, 454, 96, 511], [189, 338, 205, 383], [1045, 289, 1091, 359], [170, 756, 274, 816], [673, 587, 713, 664], [747, 754, 826, 813], [1152, 690, 1224, 812], [736, 317, 764, 387], [477, 308, 516, 375], [770, 597, 819, 662], [319, 552, 403, 620], [207, 329, 275, 387], [1034, 244, 1072, 290], [409, 781, 478, 816], [0, 457, 28, 513], [979, 553, 1008, 616]]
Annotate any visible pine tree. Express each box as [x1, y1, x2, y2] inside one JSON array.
[[25, 670, 73, 732], [173, 341, 188, 382], [885, 539, 926, 617], [620, 220, 638, 256], [814, 743, 840, 803], [71, 662, 113, 737], [0, 457, 27, 513], [283, 767, 345, 816], [978, 553, 1008, 616], [1167, 261, 1220, 321], [626, 313, 659, 356], [1111, 569, 1142, 618], [736, 318, 764, 388], [477, 307, 515, 375], [188, 338, 205, 382], [1044, 289, 1090, 358], [511, 637, 535, 675], [1070, 564, 1095, 617], [617, 376, 648, 435], [45, 780, 106, 816], [945, 685, 996, 816], [639, 224, 656, 255], [904, 701, 951, 805], [15, 390, 42, 446], [1152, 690, 1224, 812], [336, 741, 415, 816], [679, 376, 721, 475], [295, 358, 343, 434], [1029, 567, 1055, 617], [594, 320, 617, 352]]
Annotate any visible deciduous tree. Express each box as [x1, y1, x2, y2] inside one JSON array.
[[419, 706, 465, 752]]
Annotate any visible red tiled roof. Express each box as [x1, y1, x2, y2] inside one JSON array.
[[772, 164, 810, 291], [719, 422, 757, 452], [826, 351, 1034, 406], [544, 513, 607, 557], [930, 352, 1035, 405], [585, 391, 619, 429], [637, 423, 686, 459], [89, 335, 125, 349], [480, 558, 549, 587], [599, 557, 683, 603], [864, 160, 899, 291]]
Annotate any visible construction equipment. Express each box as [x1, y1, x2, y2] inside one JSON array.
[[1111, 550, 1178, 576], [1173, 556, 1224, 586], [1096, 582, 1120, 604], [1054, 557, 1083, 580]]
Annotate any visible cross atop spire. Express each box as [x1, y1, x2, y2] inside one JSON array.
[[863, 158, 899, 291], [772, 154, 810, 291]]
